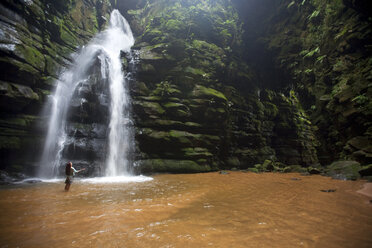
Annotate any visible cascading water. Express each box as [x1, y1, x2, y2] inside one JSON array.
[[39, 10, 135, 178]]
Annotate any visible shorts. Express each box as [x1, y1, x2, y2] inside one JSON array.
[[65, 176, 72, 184]]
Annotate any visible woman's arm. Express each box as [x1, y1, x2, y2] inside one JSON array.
[[72, 167, 85, 174]]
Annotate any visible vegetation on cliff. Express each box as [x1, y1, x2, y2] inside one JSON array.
[[0, 0, 370, 179], [237, 0, 371, 167], [123, 0, 321, 174], [0, 0, 112, 173]]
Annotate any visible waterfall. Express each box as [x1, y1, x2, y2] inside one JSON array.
[[38, 10, 135, 178]]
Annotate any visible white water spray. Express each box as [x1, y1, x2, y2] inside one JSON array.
[[39, 10, 135, 178]]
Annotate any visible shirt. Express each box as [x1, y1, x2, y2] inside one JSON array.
[[71, 167, 78, 176]]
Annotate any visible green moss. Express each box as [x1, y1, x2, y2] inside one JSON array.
[[138, 96, 162, 101], [216, 108, 225, 113], [352, 94, 368, 105], [219, 29, 232, 41], [175, 109, 189, 117], [308, 10, 320, 20], [0, 115, 37, 128], [192, 39, 224, 55], [140, 63, 156, 72], [185, 122, 202, 128], [303, 47, 320, 58], [128, 9, 143, 16], [152, 81, 181, 97], [0, 82, 39, 105], [184, 67, 208, 77], [359, 164, 372, 177], [90, 8, 99, 33], [164, 19, 184, 32], [289, 165, 308, 173], [44, 55, 59, 76], [226, 157, 240, 168], [139, 159, 212, 173], [287, 1, 295, 8], [192, 85, 228, 101], [0, 136, 21, 149], [168, 130, 193, 145], [331, 77, 348, 97], [151, 119, 183, 127], [335, 25, 350, 40], [141, 101, 165, 115], [326, 161, 362, 180], [189, 39, 225, 66], [316, 55, 327, 63], [247, 168, 260, 173], [139, 129, 178, 148], [263, 101, 279, 118], [182, 147, 213, 158], [140, 46, 165, 61], [169, 130, 187, 138], [59, 24, 79, 46], [163, 102, 182, 108], [15, 44, 45, 71], [200, 134, 220, 143]]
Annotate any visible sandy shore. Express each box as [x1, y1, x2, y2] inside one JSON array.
[[357, 182, 372, 198]]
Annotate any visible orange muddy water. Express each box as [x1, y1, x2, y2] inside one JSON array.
[[0, 172, 371, 248]]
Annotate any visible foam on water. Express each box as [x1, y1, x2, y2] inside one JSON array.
[[81, 176, 153, 184], [14, 176, 153, 184], [14, 178, 64, 184]]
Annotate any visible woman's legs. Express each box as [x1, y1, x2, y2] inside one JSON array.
[[65, 183, 71, 191]]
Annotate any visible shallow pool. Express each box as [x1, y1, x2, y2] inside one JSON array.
[[0, 172, 371, 248]]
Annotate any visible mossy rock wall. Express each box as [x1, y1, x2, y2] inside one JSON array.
[[123, 0, 319, 173], [0, 0, 112, 173], [2, 0, 369, 174], [233, 0, 372, 166]]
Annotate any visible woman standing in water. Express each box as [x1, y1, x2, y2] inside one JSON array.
[[65, 162, 85, 191]]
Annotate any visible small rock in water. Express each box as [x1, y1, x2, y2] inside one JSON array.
[[25, 179, 42, 184], [320, 189, 336, 193], [291, 177, 301, 181], [0, 170, 24, 185], [220, 171, 229, 175], [308, 167, 321, 174]]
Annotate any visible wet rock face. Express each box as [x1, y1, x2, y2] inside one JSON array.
[[0, 0, 112, 173], [232, 0, 372, 166], [2, 0, 369, 175], [62, 62, 110, 176], [125, 0, 319, 173], [325, 160, 362, 181], [342, 0, 372, 17]]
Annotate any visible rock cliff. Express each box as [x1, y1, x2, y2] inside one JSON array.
[[0, 0, 370, 176], [234, 0, 371, 165], [124, 0, 319, 173], [0, 0, 112, 173]]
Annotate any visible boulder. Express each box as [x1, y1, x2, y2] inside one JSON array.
[[358, 164, 372, 177], [262, 159, 275, 171], [325, 160, 361, 180], [307, 167, 322, 174]]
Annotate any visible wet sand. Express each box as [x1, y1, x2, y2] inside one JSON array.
[[0, 172, 371, 248], [357, 183, 372, 198]]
